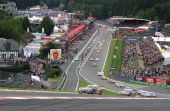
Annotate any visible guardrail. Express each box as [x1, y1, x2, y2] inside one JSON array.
[[130, 80, 170, 88], [56, 72, 66, 90]]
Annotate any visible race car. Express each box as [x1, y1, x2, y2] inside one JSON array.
[[78, 87, 93, 94]]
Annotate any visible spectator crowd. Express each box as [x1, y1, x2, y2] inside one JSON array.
[[122, 39, 138, 67], [139, 38, 164, 66], [121, 37, 170, 79], [29, 59, 45, 78]]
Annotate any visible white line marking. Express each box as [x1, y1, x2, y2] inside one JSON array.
[[62, 29, 98, 90], [75, 30, 99, 91], [101, 34, 112, 72], [78, 28, 118, 94], [1, 96, 170, 100], [0, 89, 78, 94]]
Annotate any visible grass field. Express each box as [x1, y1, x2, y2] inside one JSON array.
[[79, 81, 90, 87], [104, 38, 124, 77], [104, 39, 117, 77], [112, 40, 124, 75]]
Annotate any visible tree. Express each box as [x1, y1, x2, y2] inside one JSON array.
[[40, 16, 54, 36], [21, 17, 31, 31], [39, 41, 63, 58], [0, 18, 24, 42]]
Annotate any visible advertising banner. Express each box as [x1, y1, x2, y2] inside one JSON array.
[[144, 77, 167, 85], [135, 76, 144, 82], [155, 78, 167, 85], [144, 77, 156, 84], [50, 49, 61, 60]]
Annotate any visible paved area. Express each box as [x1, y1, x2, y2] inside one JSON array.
[[63, 28, 99, 91], [0, 98, 170, 111]]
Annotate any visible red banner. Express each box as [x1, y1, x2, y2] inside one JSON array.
[[144, 77, 155, 84], [144, 77, 167, 85], [155, 78, 167, 85]]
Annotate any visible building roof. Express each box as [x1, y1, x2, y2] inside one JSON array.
[[0, 38, 19, 51], [110, 17, 150, 21]]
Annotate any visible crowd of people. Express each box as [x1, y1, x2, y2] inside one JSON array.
[[120, 37, 170, 79], [121, 67, 170, 78], [29, 59, 45, 78], [139, 38, 164, 66], [122, 39, 138, 67]]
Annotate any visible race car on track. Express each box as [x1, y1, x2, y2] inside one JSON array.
[[78, 85, 103, 95]]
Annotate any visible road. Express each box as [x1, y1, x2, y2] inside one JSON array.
[[63, 28, 100, 91], [0, 95, 170, 111], [79, 22, 170, 98]]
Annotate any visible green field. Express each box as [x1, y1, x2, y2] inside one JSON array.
[[112, 40, 124, 75], [79, 81, 90, 87], [104, 39, 117, 77], [104, 38, 124, 77]]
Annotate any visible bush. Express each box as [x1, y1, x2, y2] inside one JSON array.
[[167, 79, 170, 85], [45, 64, 61, 78], [0, 65, 24, 73]]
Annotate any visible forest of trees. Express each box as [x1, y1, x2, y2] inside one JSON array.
[[0, 0, 170, 24]]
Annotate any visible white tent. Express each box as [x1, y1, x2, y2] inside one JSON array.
[[53, 26, 59, 32]]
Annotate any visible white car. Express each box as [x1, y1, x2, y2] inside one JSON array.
[[108, 79, 116, 84], [95, 58, 100, 61], [119, 90, 132, 96], [141, 92, 156, 97], [97, 72, 104, 76], [92, 63, 97, 67], [87, 85, 103, 95], [78, 87, 93, 94], [89, 58, 94, 61], [101, 75, 107, 80], [115, 82, 124, 87], [137, 90, 148, 95], [75, 57, 79, 61]]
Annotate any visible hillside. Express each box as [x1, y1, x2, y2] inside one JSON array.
[[2, 0, 170, 23]]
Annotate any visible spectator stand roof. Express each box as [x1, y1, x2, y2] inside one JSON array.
[[68, 24, 85, 39], [110, 17, 150, 22]]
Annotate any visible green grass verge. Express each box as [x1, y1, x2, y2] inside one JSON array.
[[112, 40, 124, 75], [79, 81, 90, 87], [104, 39, 124, 77], [104, 39, 117, 77], [102, 89, 119, 96]]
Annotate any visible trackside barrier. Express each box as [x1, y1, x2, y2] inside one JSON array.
[[130, 80, 170, 88], [56, 72, 66, 90]]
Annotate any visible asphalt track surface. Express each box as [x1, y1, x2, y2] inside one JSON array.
[[1, 98, 170, 111], [78, 22, 170, 98], [63, 29, 99, 91]]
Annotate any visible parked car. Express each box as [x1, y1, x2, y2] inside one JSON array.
[[57, 59, 65, 64]]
